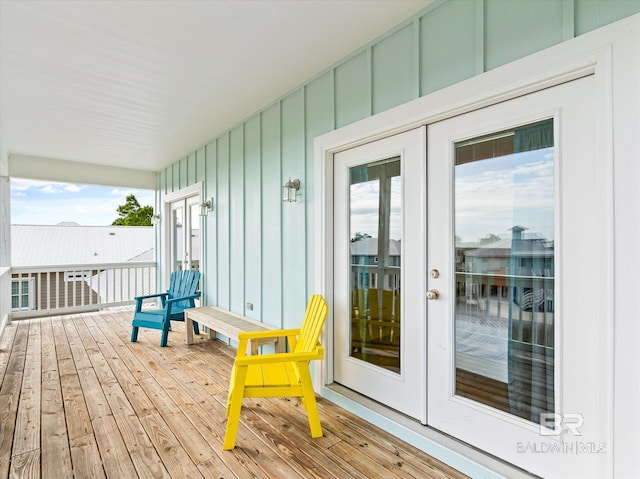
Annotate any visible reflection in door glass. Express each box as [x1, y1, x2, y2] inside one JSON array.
[[173, 207, 184, 271], [189, 203, 200, 271], [350, 158, 401, 373], [454, 119, 555, 426]]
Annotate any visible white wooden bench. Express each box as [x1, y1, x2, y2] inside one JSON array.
[[184, 306, 285, 354]]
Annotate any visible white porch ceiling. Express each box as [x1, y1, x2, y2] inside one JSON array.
[[0, 0, 432, 173]]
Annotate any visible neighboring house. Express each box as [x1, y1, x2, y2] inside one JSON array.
[[10, 224, 154, 316], [461, 227, 554, 307], [350, 236, 401, 320], [350, 237, 401, 267], [462, 229, 554, 278], [455, 227, 555, 385]]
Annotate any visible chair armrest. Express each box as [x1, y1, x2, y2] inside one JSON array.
[[134, 292, 168, 312], [135, 292, 168, 301], [166, 293, 201, 304], [237, 328, 300, 341], [234, 348, 323, 366]]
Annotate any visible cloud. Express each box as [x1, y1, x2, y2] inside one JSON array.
[[111, 188, 134, 196], [454, 153, 554, 241], [40, 184, 62, 194], [64, 184, 84, 193], [9, 179, 36, 192]]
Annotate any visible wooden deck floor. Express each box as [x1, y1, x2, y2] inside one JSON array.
[[0, 310, 468, 479]]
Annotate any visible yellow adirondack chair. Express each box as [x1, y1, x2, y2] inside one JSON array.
[[223, 294, 329, 450]]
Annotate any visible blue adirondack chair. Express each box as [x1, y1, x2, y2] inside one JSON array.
[[130, 270, 201, 347]]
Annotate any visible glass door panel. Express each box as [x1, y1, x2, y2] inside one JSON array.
[[170, 195, 201, 272], [453, 119, 555, 424], [171, 204, 184, 271], [349, 158, 401, 373], [187, 196, 201, 271]]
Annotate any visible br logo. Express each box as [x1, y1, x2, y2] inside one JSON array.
[[540, 413, 584, 436]]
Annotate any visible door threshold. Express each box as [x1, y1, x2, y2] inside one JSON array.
[[321, 383, 537, 479]]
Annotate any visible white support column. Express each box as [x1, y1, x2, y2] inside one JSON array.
[[0, 153, 12, 334]]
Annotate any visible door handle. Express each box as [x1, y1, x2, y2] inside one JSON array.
[[426, 289, 440, 300]]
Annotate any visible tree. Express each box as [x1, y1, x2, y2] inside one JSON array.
[[112, 194, 153, 226], [351, 232, 372, 242], [478, 233, 501, 245]]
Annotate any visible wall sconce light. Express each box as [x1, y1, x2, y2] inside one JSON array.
[[151, 214, 160, 226], [283, 178, 301, 203], [200, 197, 214, 217]]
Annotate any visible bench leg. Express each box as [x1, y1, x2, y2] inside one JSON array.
[[131, 326, 139, 343], [185, 317, 195, 345]]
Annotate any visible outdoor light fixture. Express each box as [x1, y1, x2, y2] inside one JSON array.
[[282, 178, 301, 203], [200, 197, 214, 216], [151, 214, 160, 225]]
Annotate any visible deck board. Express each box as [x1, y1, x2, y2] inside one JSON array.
[[0, 322, 28, 479], [0, 311, 468, 479], [68, 434, 106, 479], [0, 321, 19, 387], [12, 321, 41, 459], [41, 369, 72, 479], [91, 415, 138, 479]]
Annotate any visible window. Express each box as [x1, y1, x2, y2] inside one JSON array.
[[65, 272, 91, 282], [11, 278, 35, 311]]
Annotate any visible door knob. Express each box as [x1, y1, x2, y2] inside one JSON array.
[[426, 289, 440, 300]]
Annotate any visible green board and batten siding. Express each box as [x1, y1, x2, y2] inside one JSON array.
[[158, 0, 640, 328]]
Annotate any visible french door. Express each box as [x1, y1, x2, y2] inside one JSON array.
[[333, 75, 608, 477], [427, 75, 607, 478], [168, 195, 201, 272], [333, 128, 427, 421]]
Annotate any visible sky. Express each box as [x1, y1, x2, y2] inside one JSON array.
[[10, 178, 155, 226], [454, 148, 554, 243], [347, 147, 554, 245], [350, 176, 402, 241]]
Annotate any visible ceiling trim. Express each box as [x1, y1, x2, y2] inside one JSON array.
[[9, 154, 156, 189]]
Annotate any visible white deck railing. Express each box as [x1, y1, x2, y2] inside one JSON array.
[[10, 262, 156, 319]]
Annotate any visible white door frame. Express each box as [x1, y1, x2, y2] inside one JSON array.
[[314, 39, 614, 477], [161, 182, 204, 288]]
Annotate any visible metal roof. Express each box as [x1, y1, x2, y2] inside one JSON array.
[[11, 224, 154, 266], [350, 238, 401, 256]]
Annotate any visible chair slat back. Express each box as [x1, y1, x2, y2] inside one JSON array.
[[168, 270, 201, 310], [294, 295, 328, 354]]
